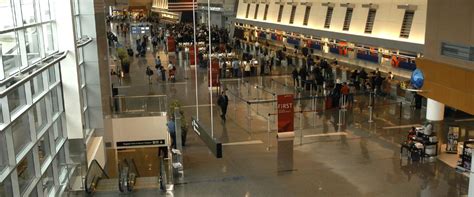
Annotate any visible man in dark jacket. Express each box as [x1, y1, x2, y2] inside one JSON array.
[[217, 91, 229, 120]]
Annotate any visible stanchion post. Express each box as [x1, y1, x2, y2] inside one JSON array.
[[234, 94, 237, 118], [267, 114, 271, 151], [368, 106, 374, 123], [256, 86, 260, 114], [247, 103, 251, 132], [337, 109, 343, 126], [238, 78, 241, 90], [247, 81, 251, 96], [399, 102, 402, 120], [369, 92, 373, 107], [300, 111, 303, 145]]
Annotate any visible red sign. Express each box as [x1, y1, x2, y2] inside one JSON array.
[[189, 45, 198, 65], [167, 37, 176, 52], [208, 59, 219, 87], [277, 94, 294, 133]]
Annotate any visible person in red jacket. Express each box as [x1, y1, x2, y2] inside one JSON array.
[[340, 82, 350, 108]]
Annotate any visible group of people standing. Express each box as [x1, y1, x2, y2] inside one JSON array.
[[146, 56, 176, 84]]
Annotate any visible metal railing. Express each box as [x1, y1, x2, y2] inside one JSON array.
[[84, 160, 109, 194], [113, 95, 168, 114]]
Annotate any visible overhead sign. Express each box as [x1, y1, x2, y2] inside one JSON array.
[[277, 94, 294, 133], [192, 118, 222, 158], [117, 140, 165, 147]]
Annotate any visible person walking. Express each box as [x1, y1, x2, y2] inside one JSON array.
[[155, 56, 162, 71], [244, 61, 251, 77], [146, 66, 154, 84], [167, 117, 176, 149], [217, 91, 229, 121], [232, 59, 239, 77], [292, 67, 299, 87]]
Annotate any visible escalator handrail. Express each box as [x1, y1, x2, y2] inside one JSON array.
[[85, 159, 109, 194], [127, 158, 141, 178], [125, 159, 139, 192], [118, 162, 125, 193]]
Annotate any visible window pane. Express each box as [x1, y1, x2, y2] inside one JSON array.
[[12, 113, 31, 155], [31, 74, 45, 98], [41, 164, 54, 196], [0, 132, 8, 173], [51, 88, 59, 115], [73, 0, 79, 15], [32, 98, 47, 132], [17, 152, 35, 195], [82, 88, 87, 109], [53, 116, 64, 145], [75, 16, 81, 38], [0, 176, 13, 197], [48, 66, 56, 85], [37, 132, 50, 167], [83, 110, 90, 132], [79, 64, 85, 87], [0, 0, 15, 30], [57, 146, 67, 182], [42, 23, 55, 55], [0, 106, 3, 124], [7, 85, 27, 115], [25, 27, 42, 64], [21, 0, 38, 24], [77, 47, 83, 64], [39, 0, 50, 21], [0, 32, 22, 78]]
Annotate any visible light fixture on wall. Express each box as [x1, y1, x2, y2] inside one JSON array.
[[340, 3, 354, 8], [275, 0, 286, 5], [286, 0, 299, 5], [300, 2, 312, 6], [397, 4, 417, 11], [361, 3, 378, 9], [321, 2, 335, 7]]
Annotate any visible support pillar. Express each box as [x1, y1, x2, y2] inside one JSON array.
[[426, 98, 445, 121]]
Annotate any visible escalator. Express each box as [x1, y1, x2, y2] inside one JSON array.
[[84, 155, 172, 195]]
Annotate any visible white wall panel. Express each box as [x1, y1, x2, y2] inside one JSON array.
[[293, 5, 305, 26], [330, 6, 345, 31], [111, 116, 170, 148], [236, 0, 428, 45], [248, 4, 255, 18], [236, 1, 246, 18], [268, 4, 278, 22]]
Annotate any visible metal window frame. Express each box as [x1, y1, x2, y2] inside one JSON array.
[[324, 6, 334, 28], [254, 4, 259, 19], [289, 5, 297, 24], [263, 4, 269, 20], [277, 5, 284, 22], [364, 8, 377, 34], [302, 5, 311, 26], [342, 7, 353, 31]]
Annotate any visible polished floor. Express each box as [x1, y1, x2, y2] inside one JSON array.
[[101, 24, 473, 197]]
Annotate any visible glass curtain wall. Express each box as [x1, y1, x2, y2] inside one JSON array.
[[0, 0, 70, 196], [0, 0, 58, 81]]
